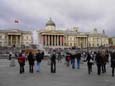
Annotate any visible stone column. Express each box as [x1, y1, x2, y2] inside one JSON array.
[[62, 36, 64, 46], [48, 35, 50, 46], [85, 37, 87, 48], [50, 35, 52, 46], [44, 35, 46, 46], [55, 35, 57, 46], [16, 36, 17, 46], [51, 35, 53, 46], [20, 36, 22, 46], [53, 35, 54, 46], [62, 36, 63, 46], [56, 35, 58, 46], [47, 35, 48, 46], [46, 35, 47, 46], [42, 35, 44, 46], [60, 36, 61, 46], [7, 35, 9, 46], [11, 35, 12, 46], [53, 35, 55, 46]]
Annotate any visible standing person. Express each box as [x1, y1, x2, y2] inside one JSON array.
[[41, 51, 44, 60], [101, 50, 108, 73], [27, 52, 35, 73], [71, 51, 76, 69], [95, 51, 103, 75], [18, 53, 26, 74], [36, 51, 42, 72], [65, 53, 71, 67], [57, 52, 62, 63], [50, 50, 56, 73], [110, 51, 115, 77], [9, 52, 12, 60], [9, 52, 16, 67], [76, 52, 81, 69], [86, 53, 94, 75]]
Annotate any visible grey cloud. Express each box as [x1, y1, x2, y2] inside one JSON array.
[[0, 0, 115, 36]]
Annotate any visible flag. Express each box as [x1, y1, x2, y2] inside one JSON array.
[[14, 20, 19, 23]]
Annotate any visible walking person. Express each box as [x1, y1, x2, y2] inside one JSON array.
[[110, 51, 115, 77], [71, 52, 76, 69], [95, 51, 103, 75], [27, 52, 35, 73], [86, 53, 94, 75], [18, 53, 26, 74], [50, 50, 56, 73], [76, 52, 81, 69]]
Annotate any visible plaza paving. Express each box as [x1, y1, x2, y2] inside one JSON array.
[[0, 59, 115, 86]]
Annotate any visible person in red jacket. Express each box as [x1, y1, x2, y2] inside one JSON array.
[[18, 53, 26, 74]]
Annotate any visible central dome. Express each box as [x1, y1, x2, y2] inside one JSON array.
[[46, 18, 56, 26]]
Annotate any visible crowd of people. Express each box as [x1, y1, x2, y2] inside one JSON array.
[[8, 48, 115, 77]]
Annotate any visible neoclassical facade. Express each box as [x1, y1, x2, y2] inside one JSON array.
[[38, 19, 109, 48], [0, 29, 32, 47], [0, 19, 109, 48], [39, 18, 65, 48]]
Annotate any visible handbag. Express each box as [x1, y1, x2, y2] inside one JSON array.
[[89, 59, 94, 63]]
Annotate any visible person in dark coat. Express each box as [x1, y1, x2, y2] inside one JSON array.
[[41, 51, 44, 60], [95, 51, 103, 75], [28, 52, 35, 73], [36, 51, 42, 72], [76, 52, 81, 69], [86, 53, 94, 75], [101, 51, 108, 73], [71, 53, 76, 69], [50, 50, 56, 73], [110, 51, 115, 77]]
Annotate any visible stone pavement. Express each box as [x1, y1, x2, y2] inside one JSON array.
[[0, 59, 115, 86]]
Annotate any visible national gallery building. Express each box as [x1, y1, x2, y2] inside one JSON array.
[[0, 18, 109, 48], [39, 19, 109, 49]]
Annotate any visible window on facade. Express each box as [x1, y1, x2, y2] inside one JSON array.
[[0, 36, 2, 39], [74, 43, 76, 46], [26, 36, 28, 40], [70, 43, 72, 46], [93, 44, 94, 47], [0, 42, 2, 46]]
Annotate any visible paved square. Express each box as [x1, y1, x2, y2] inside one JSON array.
[[0, 59, 115, 86]]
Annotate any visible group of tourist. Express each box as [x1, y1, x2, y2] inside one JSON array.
[[64, 49, 115, 77], [16, 50, 44, 74], [9, 48, 115, 77]]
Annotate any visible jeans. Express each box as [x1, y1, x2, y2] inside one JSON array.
[[36, 62, 41, 72], [51, 61, 56, 73], [77, 59, 80, 69], [71, 59, 75, 69]]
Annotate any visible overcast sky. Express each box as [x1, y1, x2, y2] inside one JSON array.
[[0, 0, 115, 36]]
